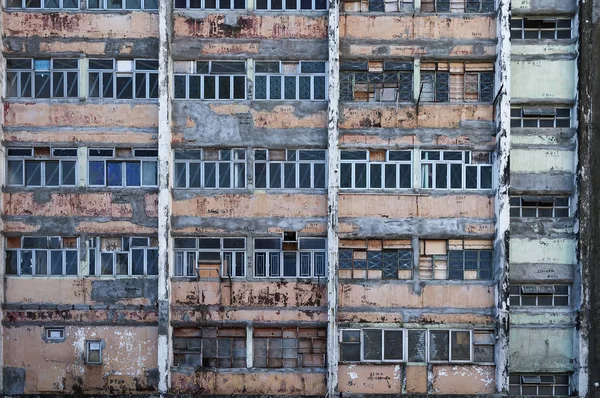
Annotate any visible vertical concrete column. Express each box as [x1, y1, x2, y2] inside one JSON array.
[[246, 324, 253, 368], [77, 147, 87, 188], [326, 0, 340, 394], [79, 57, 88, 99], [494, 0, 511, 393], [0, 44, 5, 395], [157, 0, 173, 392], [576, 0, 592, 395], [413, 58, 420, 102]]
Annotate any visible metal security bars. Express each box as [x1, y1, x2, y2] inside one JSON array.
[[511, 18, 572, 40], [510, 107, 571, 128], [510, 196, 570, 218], [89, 59, 158, 99], [509, 374, 570, 396], [254, 237, 327, 278], [509, 285, 570, 307], [174, 0, 245, 9], [340, 60, 413, 102], [174, 149, 246, 189], [6, 236, 79, 276], [6, 0, 78, 8], [173, 237, 246, 278], [420, 69, 449, 102], [174, 61, 246, 100], [6, 59, 78, 99], [254, 61, 327, 100], [88, 237, 158, 276], [339, 245, 413, 280], [464, 72, 494, 102], [254, 149, 326, 189], [339, 328, 494, 364], [7, 147, 77, 187], [255, 0, 326, 10], [420, 150, 492, 189], [88, 148, 158, 187], [340, 150, 412, 189]]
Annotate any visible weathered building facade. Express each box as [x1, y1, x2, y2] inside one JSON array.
[[0, 0, 593, 395]]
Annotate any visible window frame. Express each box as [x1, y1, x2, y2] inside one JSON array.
[[6, 236, 79, 277], [87, 0, 158, 9], [85, 340, 103, 364], [420, 150, 493, 190], [5, 0, 79, 9], [509, 373, 571, 396], [511, 18, 572, 40], [428, 329, 473, 363], [509, 284, 570, 307], [254, 0, 327, 11], [254, 61, 328, 101], [509, 196, 571, 218], [339, 149, 413, 190], [173, 237, 247, 278], [45, 327, 66, 340], [174, 148, 246, 189], [174, 61, 247, 100], [87, 148, 158, 188], [253, 237, 327, 278], [339, 61, 413, 102], [6, 147, 78, 187], [360, 328, 405, 363], [88, 236, 159, 277], [510, 107, 572, 128], [6, 58, 79, 99], [173, 0, 246, 10], [254, 149, 327, 189]]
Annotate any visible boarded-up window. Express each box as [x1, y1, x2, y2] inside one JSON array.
[[173, 327, 246, 368], [253, 327, 326, 368], [340, 61, 413, 102], [340, 239, 412, 280]]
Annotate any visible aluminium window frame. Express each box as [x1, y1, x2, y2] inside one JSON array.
[[173, 237, 247, 278], [174, 61, 247, 100], [254, 0, 327, 11], [88, 236, 158, 277], [6, 147, 78, 187], [254, 61, 328, 101], [87, 148, 158, 188], [360, 328, 405, 363], [6, 58, 79, 99], [420, 150, 493, 190], [5, 0, 79, 8], [339, 149, 413, 190], [85, 340, 103, 364], [253, 237, 327, 278], [509, 284, 570, 307], [511, 17, 572, 40], [254, 149, 327, 189], [88, 0, 158, 9], [173, 0, 246, 10], [428, 329, 473, 363], [6, 236, 79, 276], [173, 148, 247, 189], [509, 196, 571, 218], [510, 107, 572, 128]]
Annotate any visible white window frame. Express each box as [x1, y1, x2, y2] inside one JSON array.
[[6, 236, 79, 276], [173, 0, 246, 10], [88, 237, 158, 276], [85, 340, 103, 364], [254, 0, 327, 10], [174, 148, 246, 189], [511, 18, 572, 40], [360, 328, 405, 363], [6, 147, 78, 187], [87, 148, 158, 188], [420, 150, 493, 190], [174, 61, 247, 100], [510, 107, 572, 128], [88, 0, 157, 9], [254, 61, 328, 101], [173, 237, 247, 278], [253, 237, 327, 278], [6, 58, 79, 99], [254, 149, 327, 189], [5, 0, 79, 9], [45, 327, 65, 340], [428, 329, 472, 363], [509, 196, 571, 218], [340, 149, 413, 190], [509, 284, 570, 307]]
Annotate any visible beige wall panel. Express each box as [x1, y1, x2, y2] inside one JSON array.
[[432, 365, 495, 394], [338, 364, 402, 394]]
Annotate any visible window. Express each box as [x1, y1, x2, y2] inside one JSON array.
[[511, 18, 572, 40], [342, 0, 413, 12], [174, 237, 246, 278], [420, 150, 492, 190], [254, 149, 326, 189], [86, 340, 103, 364], [509, 374, 570, 396], [420, 62, 493, 103], [7, 147, 77, 187], [510, 196, 570, 217], [6, 59, 78, 99], [254, 237, 326, 278], [510, 107, 571, 128], [340, 328, 492, 364], [174, 0, 245, 9], [256, 0, 326, 10], [340, 61, 413, 102], [88, 237, 158, 276], [340, 150, 412, 189], [88, 0, 157, 8], [509, 285, 570, 307], [6, 0, 78, 8], [174, 61, 246, 100], [6, 236, 78, 276], [88, 148, 157, 187], [174, 149, 246, 189], [45, 327, 65, 340], [173, 327, 246, 368], [339, 239, 413, 280], [429, 330, 471, 362], [255, 61, 327, 100], [253, 327, 326, 368], [89, 59, 158, 99], [419, 239, 492, 280], [464, 0, 493, 12]]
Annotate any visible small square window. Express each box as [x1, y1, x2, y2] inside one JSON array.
[[46, 327, 65, 340], [86, 340, 103, 364]]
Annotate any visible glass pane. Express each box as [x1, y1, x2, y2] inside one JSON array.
[[363, 330, 382, 360], [283, 252, 296, 277], [430, 330, 449, 361], [101, 253, 113, 275], [233, 76, 245, 99], [51, 251, 63, 275], [370, 164, 382, 188], [61, 161, 76, 186], [45, 161, 60, 186], [116, 76, 133, 99], [269, 75, 282, 100], [340, 163, 352, 188], [218, 163, 231, 188], [135, 73, 147, 98], [314, 163, 325, 188], [284, 163, 296, 188], [218, 76, 231, 99], [270, 163, 282, 188], [116, 253, 129, 275], [299, 76, 311, 99], [204, 163, 216, 187], [299, 163, 311, 188], [107, 162, 123, 186], [355, 163, 367, 188], [204, 76, 216, 99], [255, 75, 267, 99], [284, 76, 296, 99], [313, 76, 326, 100], [89, 161, 105, 185], [65, 251, 78, 275], [35, 250, 48, 275], [435, 163, 447, 189], [451, 331, 471, 361], [125, 162, 141, 186], [8, 160, 24, 185], [450, 163, 462, 189], [383, 330, 403, 360], [25, 161, 42, 186], [132, 249, 144, 275]]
